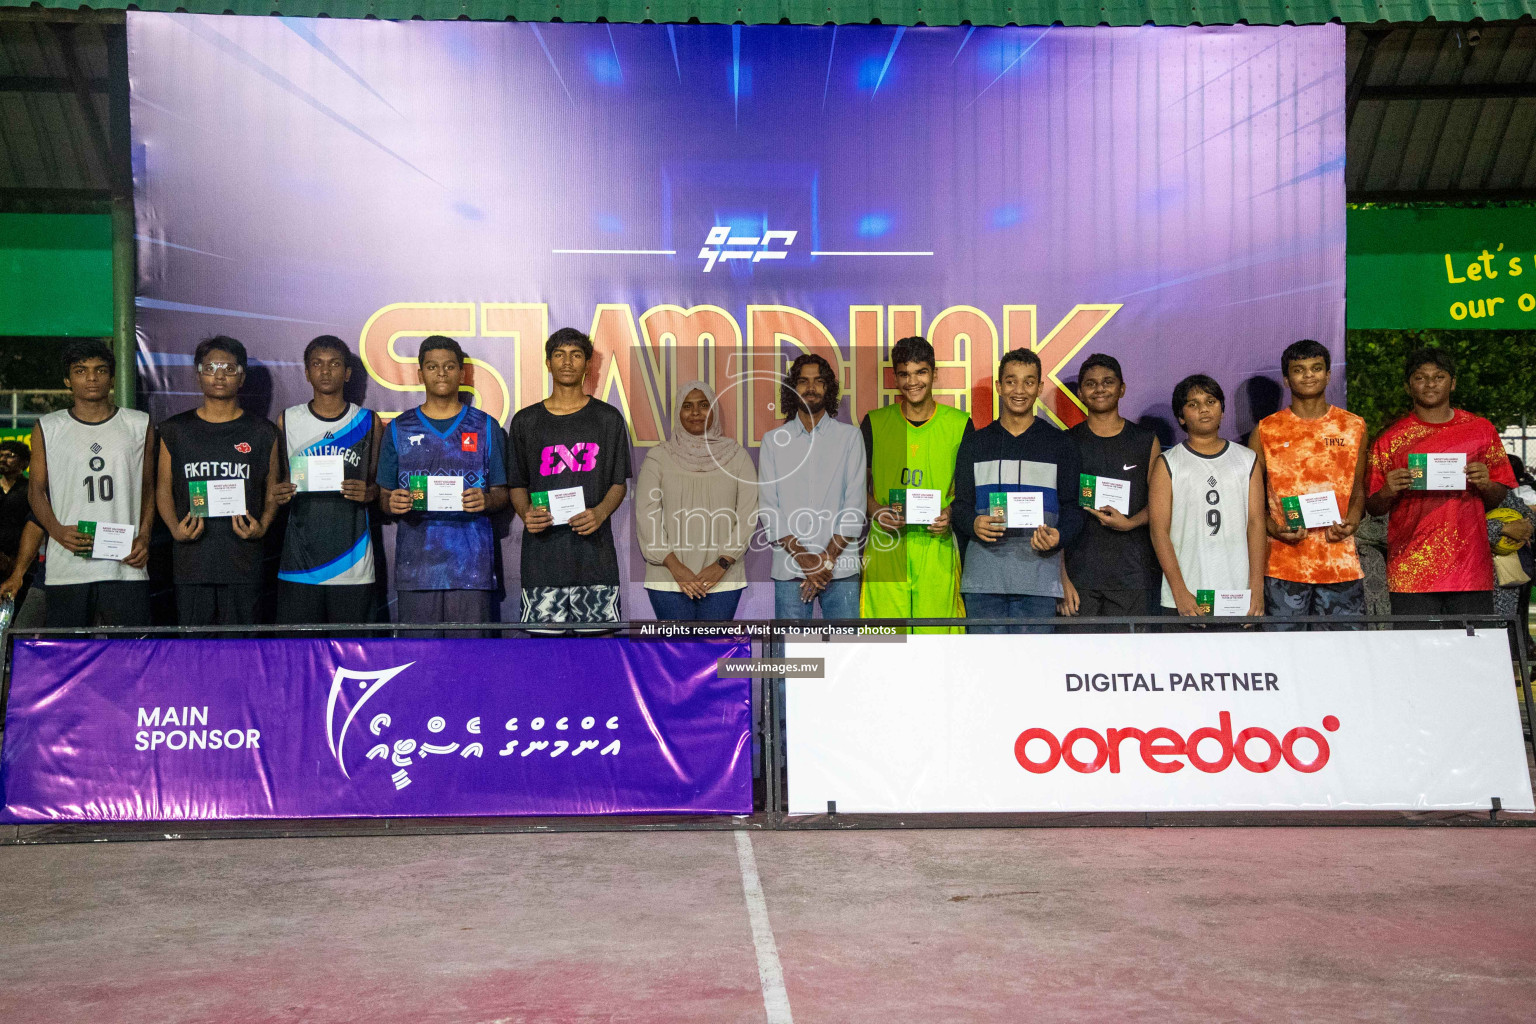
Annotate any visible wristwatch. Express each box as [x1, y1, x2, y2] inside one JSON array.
[[716, 556, 735, 570]]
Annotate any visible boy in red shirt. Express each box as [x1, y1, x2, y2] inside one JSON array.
[[1366, 348, 1514, 617]]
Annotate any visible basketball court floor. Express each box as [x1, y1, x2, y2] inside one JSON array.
[[2, 825, 1533, 1023]]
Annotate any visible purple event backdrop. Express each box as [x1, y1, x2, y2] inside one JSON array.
[[127, 15, 1345, 618], [0, 638, 752, 821]]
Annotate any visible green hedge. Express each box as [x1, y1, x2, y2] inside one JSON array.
[[1346, 328, 1536, 438]]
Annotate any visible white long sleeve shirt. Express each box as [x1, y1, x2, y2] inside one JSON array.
[[757, 412, 867, 580]]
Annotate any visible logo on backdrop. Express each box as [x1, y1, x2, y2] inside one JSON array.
[[698, 226, 796, 272], [323, 663, 622, 792]]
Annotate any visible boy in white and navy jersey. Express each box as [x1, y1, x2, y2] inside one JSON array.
[[1148, 374, 1267, 618], [28, 339, 155, 627], [270, 336, 381, 624]]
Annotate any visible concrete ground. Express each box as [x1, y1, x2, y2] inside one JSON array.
[[2, 828, 1534, 1023]]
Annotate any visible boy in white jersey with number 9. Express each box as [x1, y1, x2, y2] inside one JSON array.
[[1148, 374, 1266, 618], [28, 339, 155, 627]]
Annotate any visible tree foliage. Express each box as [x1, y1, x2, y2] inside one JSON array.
[[1346, 328, 1536, 438]]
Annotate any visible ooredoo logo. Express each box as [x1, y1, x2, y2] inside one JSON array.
[[1014, 711, 1340, 775]]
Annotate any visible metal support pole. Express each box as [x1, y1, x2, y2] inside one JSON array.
[[106, 23, 135, 410], [1515, 621, 1536, 765]]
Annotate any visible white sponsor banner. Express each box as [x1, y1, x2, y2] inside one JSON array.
[[785, 631, 1535, 814]]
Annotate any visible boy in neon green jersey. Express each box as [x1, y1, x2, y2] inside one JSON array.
[[859, 336, 974, 632]]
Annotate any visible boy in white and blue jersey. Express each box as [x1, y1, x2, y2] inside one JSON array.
[[378, 336, 509, 625], [272, 336, 381, 624]]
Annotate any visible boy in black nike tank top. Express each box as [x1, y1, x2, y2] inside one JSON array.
[[1062, 354, 1161, 618]]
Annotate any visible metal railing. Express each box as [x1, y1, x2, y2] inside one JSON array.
[[1, 614, 1531, 842], [0, 390, 71, 431]]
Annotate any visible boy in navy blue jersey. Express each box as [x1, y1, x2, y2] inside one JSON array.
[[378, 336, 510, 624]]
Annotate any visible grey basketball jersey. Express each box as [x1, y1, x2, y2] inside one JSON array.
[[1159, 440, 1256, 608], [39, 407, 150, 585]]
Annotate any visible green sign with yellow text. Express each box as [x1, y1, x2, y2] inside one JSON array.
[[1347, 206, 1536, 330]]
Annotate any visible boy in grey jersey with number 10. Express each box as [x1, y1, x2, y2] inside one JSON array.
[[28, 339, 155, 628]]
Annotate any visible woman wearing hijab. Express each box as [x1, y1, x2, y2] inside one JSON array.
[[635, 381, 758, 620]]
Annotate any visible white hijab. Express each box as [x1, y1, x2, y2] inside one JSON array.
[[662, 380, 743, 473]]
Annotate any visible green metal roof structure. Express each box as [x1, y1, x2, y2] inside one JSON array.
[[5, 0, 1536, 25]]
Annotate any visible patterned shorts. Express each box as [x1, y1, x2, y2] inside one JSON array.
[[1262, 576, 1365, 631], [520, 585, 622, 626]]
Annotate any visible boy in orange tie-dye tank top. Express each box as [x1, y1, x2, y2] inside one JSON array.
[[1249, 340, 1368, 628]]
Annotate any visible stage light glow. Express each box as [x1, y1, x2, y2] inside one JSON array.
[[858, 213, 893, 238], [587, 50, 622, 84], [990, 204, 1024, 228]]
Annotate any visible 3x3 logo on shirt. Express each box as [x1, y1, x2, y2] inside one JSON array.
[[539, 443, 600, 476]]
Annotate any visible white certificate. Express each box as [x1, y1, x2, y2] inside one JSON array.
[[304, 454, 346, 493], [427, 475, 464, 512], [206, 479, 247, 518], [1213, 590, 1251, 617], [90, 522, 134, 561], [548, 486, 586, 526], [905, 488, 942, 526], [1007, 491, 1043, 529], [1298, 491, 1342, 529], [1090, 476, 1132, 516], [1426, 453, 1467, 491]]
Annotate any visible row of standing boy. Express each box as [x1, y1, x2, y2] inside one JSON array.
[[1, 331, 1520, 631]]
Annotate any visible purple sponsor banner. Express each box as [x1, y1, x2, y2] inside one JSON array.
[[0, 637, 751, 821]]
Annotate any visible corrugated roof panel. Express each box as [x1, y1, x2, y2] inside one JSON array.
[[1461, 97, 1514, 186], [1426, 99, 1481, 189], [9, 0, 1536, 26]]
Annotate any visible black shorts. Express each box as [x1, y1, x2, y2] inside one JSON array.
[[1390, 590, 1494, 628], [276, 581, 378, 626], [176, 582, 262, 627], [1077, 588, 1149, 617], [44, 580, 153, 629]]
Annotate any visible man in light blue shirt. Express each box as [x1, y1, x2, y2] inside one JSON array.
[[758, 353, 866, 620]]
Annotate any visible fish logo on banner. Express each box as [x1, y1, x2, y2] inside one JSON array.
[[324, 662, 416, 778]]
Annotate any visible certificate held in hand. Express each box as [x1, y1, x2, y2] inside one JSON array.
[[290, 453, 345, 493], [1408, 452, 1467, 491], [894, 488, 942, 526], [190, 479, 247, 518], [988, 491, 1043, 529], [546, 486, 585, 526], [1079, 474, 1131, 516], [78, 521, 134, 561], [1280, 491, 1342, 530], [530, 488, 585, 526], [426, 475, 464, 512]]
